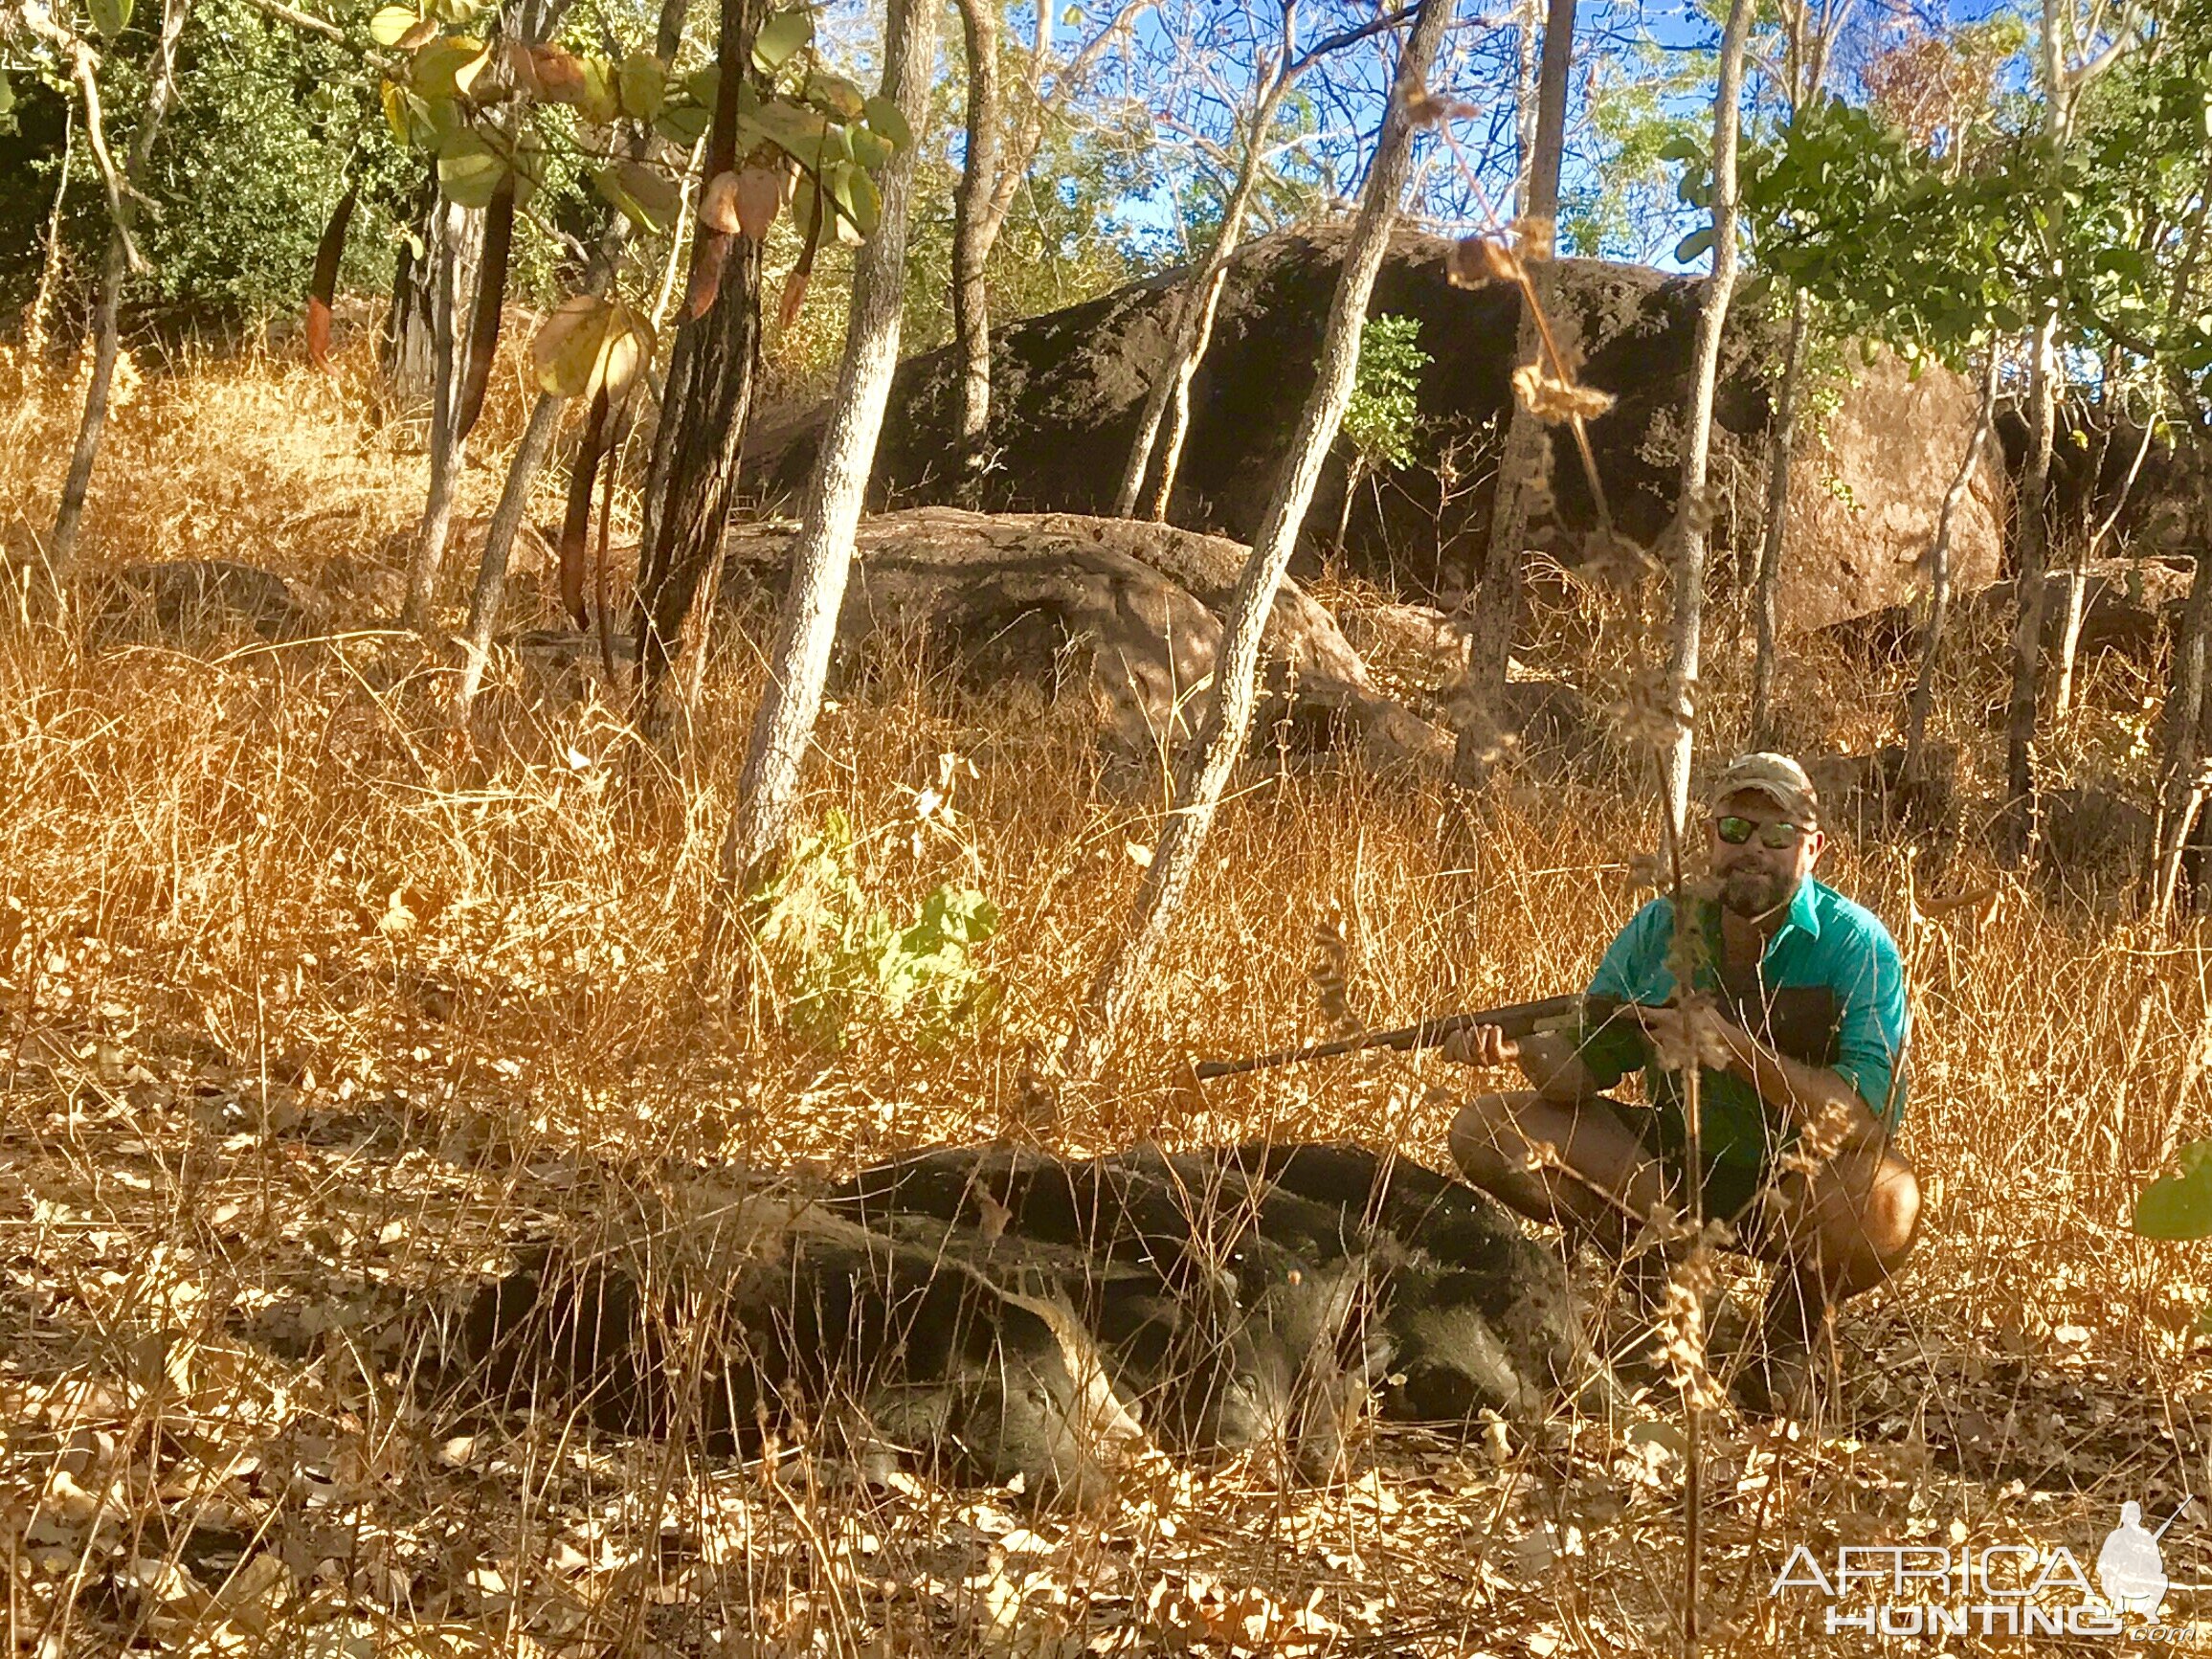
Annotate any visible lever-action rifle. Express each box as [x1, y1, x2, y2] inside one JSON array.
[[1194, 993, 1626, 1081]]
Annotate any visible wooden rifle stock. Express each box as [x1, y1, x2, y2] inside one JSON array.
[[1193, 993, 1621, 1081]]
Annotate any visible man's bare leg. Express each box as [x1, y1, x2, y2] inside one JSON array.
[[1448, 1090, 1671, 1256], [1738, 1140, 1921, 1413]]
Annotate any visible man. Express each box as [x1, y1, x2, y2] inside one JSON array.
[[1444, 752, 1920, 1416]]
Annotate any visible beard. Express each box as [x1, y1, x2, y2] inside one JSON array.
[[1719, 865, 1799, 919]]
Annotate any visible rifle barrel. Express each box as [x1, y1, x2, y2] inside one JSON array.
[[1194, 993, 1600, 1081]]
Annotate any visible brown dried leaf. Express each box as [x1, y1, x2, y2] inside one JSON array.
[[1446, 235, 1522, 289], [1510, 362, 1616, 423]]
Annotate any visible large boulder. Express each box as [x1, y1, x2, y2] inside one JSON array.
[[745, 227, 2006, 634], [721, 507, 1443, 763]]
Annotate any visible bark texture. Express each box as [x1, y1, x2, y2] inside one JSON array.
[[1902, 351, 1999, 786], [950, 0, 1000, 503], [45, 0, 190, 593], [1659, 0, 1753, 837], [403, 199, 469, 633], [1746, 295, 1807, 746], [2001, 318, 2059, 853], [1455, 0, 1576, 752], [716, 0, 939, 891], [1068, 0, 1457, 1077], [633, 0, 769, 707]]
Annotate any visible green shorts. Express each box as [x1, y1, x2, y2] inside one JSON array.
[[1607, 1095, 1774, 1224]]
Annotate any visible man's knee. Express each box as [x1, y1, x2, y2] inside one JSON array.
[[1859, 1149, 1921, 1266], [1447, 1091, 1541, 1182], [1784, 1144, 1920, 1290]]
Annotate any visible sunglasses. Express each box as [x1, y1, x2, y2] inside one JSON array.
[[1712, 815, 1810, 848]]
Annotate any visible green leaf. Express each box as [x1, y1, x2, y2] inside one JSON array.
[[803, 70, 864, 121], [616, 51, 665, 122], [739, 94, 830, 168], [861, 93, 910, 149], [592, 159, 681, 231], [655, 103, 710, 146], [753, 7, 813, 71], [413, 35, 487, 99], [88, 0, 132, 39], [2138, 1142, 2212, 1239], [1673, 226, 1714, 265], [847, 124, 890, 169], [369, 4, 419, 45], [0, 70, 14, 118], [827, 160, 879, 235], [437, 128, 506, 208], [577, 55, 620, 123]]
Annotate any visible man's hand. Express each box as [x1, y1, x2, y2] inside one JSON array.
[[1626, 1000, 1742, 1076], [1439, 1023, 1520, 1067]]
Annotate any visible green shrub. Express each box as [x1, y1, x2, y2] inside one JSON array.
[[747, 809, 1000, 1051]]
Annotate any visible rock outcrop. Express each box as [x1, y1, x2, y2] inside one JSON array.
[[746, 227, 2007, 634], [720, 507, 1443, 763]]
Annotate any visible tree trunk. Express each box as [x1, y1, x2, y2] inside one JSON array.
[[44, 0, 190, 596], [2053, 415, 2156, 721], [47, 235, 126, 594], [385, 171, 486, 413], [458, 392, 563, 703], [26, 103, 74, 360], [633, 0, 769, 715], [2001, 316, 2059, 857], [457, 0, 686, 707], [1902, 348, 1998, 787], [2153, 478, 2212, 922], [1148, 265, 1232, 521], [1452, 0, 1576, 772], [403, 200, 469, 633], [950, 0, 1000, 504], [1659, 0, 1754, 837], [1067, 0, 1457, 1078], [1513, 0, 1540, 213], [1746, 293, 1808, 747], [1114, 70, 1294, 520], [715, 0, 938, 893]]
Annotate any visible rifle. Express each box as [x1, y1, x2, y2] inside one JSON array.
[[1193, 993, 1625, 1081]]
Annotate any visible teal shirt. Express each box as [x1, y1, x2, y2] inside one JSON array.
[[1574, 878, 1910, 1172]]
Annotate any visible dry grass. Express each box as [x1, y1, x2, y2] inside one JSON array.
[[5, 342, 2212, 1656]]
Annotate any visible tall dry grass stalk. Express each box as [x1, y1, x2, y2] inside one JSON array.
[[4, 347, 2212, 1654]]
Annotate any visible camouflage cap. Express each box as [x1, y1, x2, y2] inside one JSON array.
[[1708, 751, 1819, 824]]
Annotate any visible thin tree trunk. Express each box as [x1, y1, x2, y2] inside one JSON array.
[[2001, 315, 2060, 857], [1453, 0, 1575, 771], [1746, 293, 1808, 747], [1513, 0, 1540, 213], [385, 171, 486, 412], [44, 0, 190, 596], [2053, 414, 2156, 720], [1148, 265, 1232, 521], [1659, 0, 1754, 837], [1115, 66, 1295, 519], [458, 393, 563, 701], [2153, 478, 2212, 922], [404, 200, 468, 633], [1902, 348, 1998, 787], [1068, 0, 1457, 1078], [633, 0, 769, 716], [27, 104, 74, 360], [458, 0, 687, 708], [715, 0, 938, 893], [950, 0, 1000, 504], [47, 236, 126, 594]]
